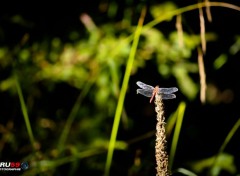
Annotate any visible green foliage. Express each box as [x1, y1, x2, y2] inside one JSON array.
[[214, 54, 227, 69], [189, 153, 237, 175], [150, 2, 177, 21], [0, 1, 240, 176]]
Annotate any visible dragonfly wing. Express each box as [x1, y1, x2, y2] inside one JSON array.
[[136, 89, 153, 97], [136, 81, 154, 90], [160, 94, 176, 99], [158, 87, 178, 94]]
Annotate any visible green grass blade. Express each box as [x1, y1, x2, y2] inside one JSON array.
[[104, 7, 147, 176], [209, 118, 240, 173], [169, 101, 186, 170], [58, 81, 93, 153], [218, 118, 240, 153], [15, 74, 36, 150]]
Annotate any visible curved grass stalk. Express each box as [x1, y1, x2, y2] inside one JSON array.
[[104, 7, 147, 176], [143, 2, 240, 32]]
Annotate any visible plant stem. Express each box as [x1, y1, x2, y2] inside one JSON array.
[[155, 94, 169, 176]]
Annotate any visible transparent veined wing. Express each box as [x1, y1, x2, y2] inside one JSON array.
[[160, 93, 176, 99], [136, 81, 154, 90], [158, 87, 178, 94], [136, 89, 153, 97], [136, 81, 178, 102]]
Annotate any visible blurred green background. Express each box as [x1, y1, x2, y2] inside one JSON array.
[[0, 1, 240, 176]]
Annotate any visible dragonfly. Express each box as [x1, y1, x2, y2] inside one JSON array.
[[136, 81, 178, 103]]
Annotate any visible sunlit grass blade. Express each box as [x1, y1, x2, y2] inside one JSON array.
[[169, 101, 186, 170], [104, 7, 147, 176], [15, 74, 36, 150]]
